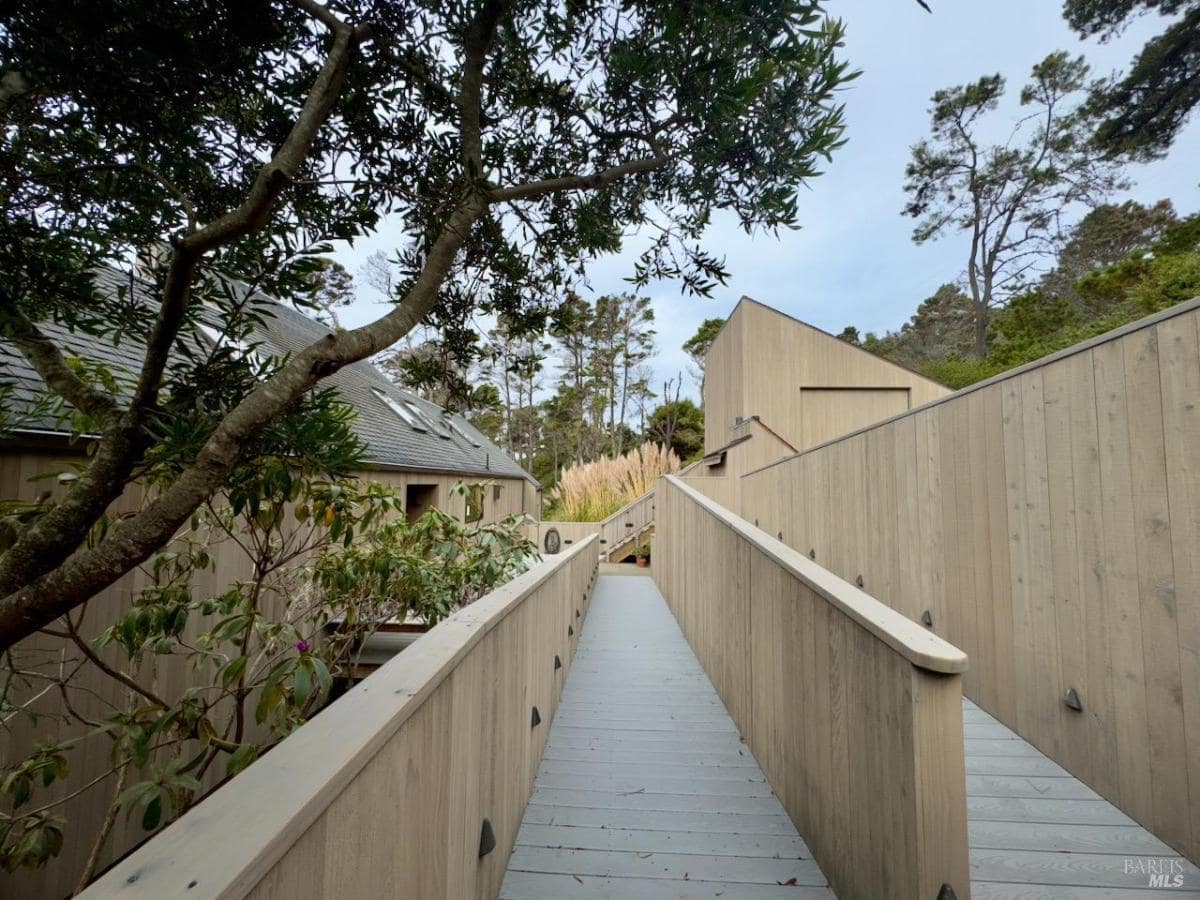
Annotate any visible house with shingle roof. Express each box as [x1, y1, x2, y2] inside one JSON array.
[[0, 267, 541, 524]]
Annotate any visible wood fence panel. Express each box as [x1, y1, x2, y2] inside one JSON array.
[[653, 476, 970, 900], [1093, 334, 1156, 827], [737, 299, 1200, 863], [1124, 326, 1191, 854], [1158, 312, 1200, 850], [78, 537, 600, 900]]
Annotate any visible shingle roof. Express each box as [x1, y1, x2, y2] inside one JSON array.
[[0, 268, 536, 484]]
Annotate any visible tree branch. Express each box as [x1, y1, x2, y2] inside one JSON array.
[[55, 614, 170, 711], [459, 0, 506, 178], [0, 190, 489, 649], [0, 6, 368, 617], [135, 6, 365, 414], [490, 156, 666, 202], [0, 300, 121, 427]]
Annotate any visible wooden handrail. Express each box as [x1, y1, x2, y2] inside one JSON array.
[[597, 489, 653, 528], [664, 475, 967, 675], [655, 476, 970, 899], [80, 536, 599, 899]]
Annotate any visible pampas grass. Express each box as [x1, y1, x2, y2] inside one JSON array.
[[550, 442, 680, 522]]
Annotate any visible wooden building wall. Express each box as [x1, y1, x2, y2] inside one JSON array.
[[738, 297, 1200, 865], [684, 417, 796, 515], [702, 298, 744, 452], [703, 298, 950, 455], [0, 452, 535, 898], [363, 468, 539, 524]]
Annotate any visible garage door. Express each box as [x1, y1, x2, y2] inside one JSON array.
[[799, 387, 911, 448]]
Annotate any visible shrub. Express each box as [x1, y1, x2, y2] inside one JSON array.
[[0, 475, 534, 880], [549, 442, 680, 522]]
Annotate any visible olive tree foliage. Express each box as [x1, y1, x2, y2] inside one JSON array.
[[0, 0, 853, 649], [1063, 0, 1200, 160], [903, 52, 1128, 357]]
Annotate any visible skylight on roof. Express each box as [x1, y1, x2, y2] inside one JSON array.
[[198, 323, 266, 372], [372, 388, 426, 431], [445, 416, 482, 447]]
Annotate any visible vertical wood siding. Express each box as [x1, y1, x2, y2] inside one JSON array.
[[654, 476, 970, 900], [702, 298, 950, 456], [78, 537, 599, 899], [0, 459, 533, 898], [739, 299, 1200, 865]]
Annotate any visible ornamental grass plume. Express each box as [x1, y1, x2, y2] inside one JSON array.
[[550, 442, 680, 522]]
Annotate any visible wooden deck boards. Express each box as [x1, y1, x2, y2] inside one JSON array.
[[501, 575, 833, 899], [501, 576, 1200, 898], [963, 697, 1200, 898]]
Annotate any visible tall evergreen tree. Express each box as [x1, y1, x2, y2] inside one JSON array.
[[904, 52, 1127, 356], [1063, 0, 1200, 159]]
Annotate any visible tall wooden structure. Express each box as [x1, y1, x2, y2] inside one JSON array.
[[703, 297, 949, 457]]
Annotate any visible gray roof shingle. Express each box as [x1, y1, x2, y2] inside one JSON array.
[[0, 268, 536, 484]]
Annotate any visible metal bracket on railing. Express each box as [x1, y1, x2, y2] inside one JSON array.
[[1064, 687, 1083, 712], [479, 818, 496, 858]]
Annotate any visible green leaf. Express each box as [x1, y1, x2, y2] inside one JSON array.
[[255, 682, 283, 725], [221, 655, 248, 689], [310, 656, 333, 702], [171, 773, 202, 793], [293, 661, 312, 709], [226, 743, 259, 777], [10, 775, 30, 808], [142, 794, 162, 831]]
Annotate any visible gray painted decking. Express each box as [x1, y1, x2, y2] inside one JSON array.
[[502, 576, 1200, 899], [964, 696, 1200, 899]]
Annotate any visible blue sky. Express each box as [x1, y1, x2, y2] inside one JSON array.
[[333, 1, 1200, 402]]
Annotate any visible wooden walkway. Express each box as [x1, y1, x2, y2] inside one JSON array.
[[502, 576, 1200, 899], [964, 698, 1200, 898]]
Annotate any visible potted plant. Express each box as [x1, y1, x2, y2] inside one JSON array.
[[635, 541, 651, 567]]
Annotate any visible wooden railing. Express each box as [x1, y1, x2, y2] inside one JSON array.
[[538, 488, 656, 560], [655, 475, 970, 900], [739, 296, 1200, 865], [80, 537, 600, 900]]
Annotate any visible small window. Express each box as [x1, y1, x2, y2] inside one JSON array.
[[465, 483, 484, 522], [400, 395, 452, 439], [372, 388, 426, 431], [492, 484, 502, 503], [405, 483, 437, 522]]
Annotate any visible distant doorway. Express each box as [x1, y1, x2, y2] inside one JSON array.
[[406, 483, 438, 522]]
